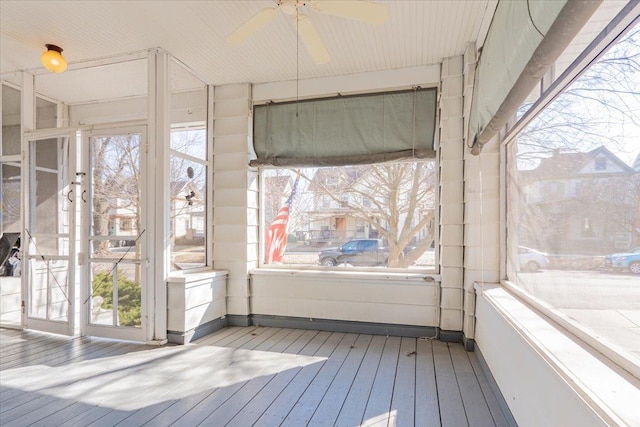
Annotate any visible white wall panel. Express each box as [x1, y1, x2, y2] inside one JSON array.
[[475, 285, 638, 427], [251, 272, 439, 327]]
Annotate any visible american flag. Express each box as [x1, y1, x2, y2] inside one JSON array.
[[264, 172, 300, 264]]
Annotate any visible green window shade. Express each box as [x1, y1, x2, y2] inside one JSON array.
[[251, 88, 437, 167]]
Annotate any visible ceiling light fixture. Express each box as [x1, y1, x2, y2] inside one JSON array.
[[41, 44, 67, 73]]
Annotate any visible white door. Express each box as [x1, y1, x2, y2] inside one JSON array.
[[23, 131, 76, 336], [81, 126, 147, 341]]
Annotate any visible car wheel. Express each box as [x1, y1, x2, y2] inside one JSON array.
[[629, 261, 640, 274], [525, 261, 540, 272], [321, 258, 336, 267]]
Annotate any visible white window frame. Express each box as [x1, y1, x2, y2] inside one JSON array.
[[499, 6, 640, 379], [169, 125, 211, 271], [258, 160, 440, 274]]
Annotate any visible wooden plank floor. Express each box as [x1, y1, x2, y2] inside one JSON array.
[[0, 327, 509, 426]]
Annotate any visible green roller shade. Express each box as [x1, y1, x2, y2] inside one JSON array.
[[251, 88, 437, 167]]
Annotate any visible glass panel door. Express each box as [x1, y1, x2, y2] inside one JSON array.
[[82, 126, 146, 341], [24, 133, 75, 335]]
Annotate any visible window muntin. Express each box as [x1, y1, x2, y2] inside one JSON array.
[[261, 160, 437, 271], [506, 25, 640, 364]]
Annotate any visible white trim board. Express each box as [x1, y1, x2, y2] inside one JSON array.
[[475, 282, 640, 427]]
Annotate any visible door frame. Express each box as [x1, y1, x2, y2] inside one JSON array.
[[80, 124, 148, 342], [22, 128, 77, 336]]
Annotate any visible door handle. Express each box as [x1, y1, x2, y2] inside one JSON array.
[[81, 190, 87, 203], [67, 189, 73, 203]]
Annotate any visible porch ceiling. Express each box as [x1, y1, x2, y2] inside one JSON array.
[[1, 1, 496, 93]]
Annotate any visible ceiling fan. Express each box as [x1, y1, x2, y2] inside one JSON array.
[[226, 1, 388, 64]]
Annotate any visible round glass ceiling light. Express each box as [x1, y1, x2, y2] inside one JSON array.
[[41, 44, 67, 73]]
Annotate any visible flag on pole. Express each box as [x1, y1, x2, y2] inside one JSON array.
[[265, 172, 301, 264]]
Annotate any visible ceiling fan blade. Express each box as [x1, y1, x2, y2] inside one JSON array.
[[297, 14, 330, 64], [226, 7, 277, 46], [309, 1, 388, 24]]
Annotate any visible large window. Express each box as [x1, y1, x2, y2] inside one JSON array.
[[506, 24, 640, 364], [170, 128, 207, 271], [262, 160, 437, 270]]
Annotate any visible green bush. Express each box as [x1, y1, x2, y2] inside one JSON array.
[[92, 270, 141, 327]]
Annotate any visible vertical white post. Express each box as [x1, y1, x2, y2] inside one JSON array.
[[147, 49, 169, 343], [212, 84, 255, 324], [463, 43, 501, 349], [20, 72, 35, 329], [207, 85, 215, 269], [439, 57, 465, 338]]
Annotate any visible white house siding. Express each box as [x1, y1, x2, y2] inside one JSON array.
[[439, 56, 465, 332], [212, 83, 257, 320]]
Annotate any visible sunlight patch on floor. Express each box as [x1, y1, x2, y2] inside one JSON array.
[[0, 345, 326, 411]]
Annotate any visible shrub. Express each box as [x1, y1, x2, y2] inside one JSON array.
[[92, 270, 141, 327]]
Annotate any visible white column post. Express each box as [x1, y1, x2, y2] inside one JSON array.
[[20, 72, 35, 329], [147, 49, 170, 343], [439, 56, 465, 337], [463, 42, 501, 348], [212, 84, 256, 325]]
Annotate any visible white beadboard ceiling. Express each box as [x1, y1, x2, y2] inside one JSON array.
[[1, 1, 496, 97]]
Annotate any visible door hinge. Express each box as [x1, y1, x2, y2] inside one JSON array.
[[21, 300, 25, 314]]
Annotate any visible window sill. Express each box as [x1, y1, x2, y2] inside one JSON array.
[[167, 268, 228, 284], [500, 279, 640, 378], [476, 282, 640, 426]]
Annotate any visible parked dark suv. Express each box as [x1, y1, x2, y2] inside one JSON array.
[[318, 239, 389, 267]]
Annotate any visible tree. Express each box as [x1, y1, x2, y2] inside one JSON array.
[[91, 135, 141, 256], [511, 25, 640, 255], [516, 26, 640, 167], [298, 161, 437, 268]]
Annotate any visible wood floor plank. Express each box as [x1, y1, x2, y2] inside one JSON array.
[[3, 397, 81, 427], [192, 326, 242, 346], [0, 328, 22, 338], [433, 341, 468, 427], [28, 401, 98, 427], [1, 337, 77, 369], [0, 393, 59, 423], [0, 334, 54, 357], [64, 406, 120, 426], [1, 338, 86, 369], [0, 328, 502, 427], [0, 342, 149, 412], [252, 332, 345, 427], [308, 334, 374, 426], [112, 347, 241, 426], [468, 351, 510, 427], [207, 326, 259, 347], [196, 330, 322, 426], [169, 329, 317, 427], [450, 344, 496, 427], [334, 334, 387, 427], [389, 337, 417, 427], [138, 329, 294, 427], [415, 338, 440, 427], [279, 333, 359, 427], [223, 326, 280, 350], [361, 336, 402, 427], [225, 331, 332, 427]]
